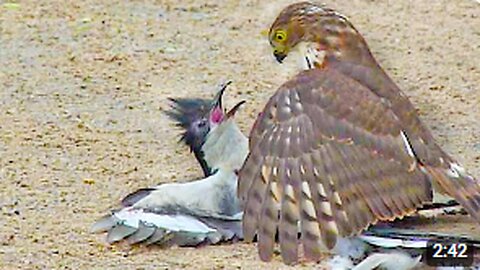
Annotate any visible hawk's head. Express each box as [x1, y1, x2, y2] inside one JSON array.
[[268, 2, 369, 69]]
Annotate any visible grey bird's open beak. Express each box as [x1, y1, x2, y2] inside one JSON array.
[[212, 80, 232, 110], [211, 80, 246, 119], [226, 100, 246, 118], [274, 51, 287, 63]]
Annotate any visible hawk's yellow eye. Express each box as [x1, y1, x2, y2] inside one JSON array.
[[274, 30, 287, 42]]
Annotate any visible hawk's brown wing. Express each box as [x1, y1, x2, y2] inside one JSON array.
[[330, 59, 480, 224], [238, 68, 433, 264]]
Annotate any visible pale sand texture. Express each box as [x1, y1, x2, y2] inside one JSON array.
[[0, 0, 479, 269]]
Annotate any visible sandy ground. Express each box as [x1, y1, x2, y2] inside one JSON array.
[[1, 0, 479, 269]]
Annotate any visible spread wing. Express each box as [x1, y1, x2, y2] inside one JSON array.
[[238, 68, 433, 264], [331, 59, 480, 226], [91, 183, 243, 247]]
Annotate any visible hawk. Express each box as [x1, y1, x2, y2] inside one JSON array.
[[238, 2, 480, 264]]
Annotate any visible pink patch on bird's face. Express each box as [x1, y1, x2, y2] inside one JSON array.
[[210, 106, 224, 124]]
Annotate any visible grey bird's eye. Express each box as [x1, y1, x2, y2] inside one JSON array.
[[197, 119, 207, 128]]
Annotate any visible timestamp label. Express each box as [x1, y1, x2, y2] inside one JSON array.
[[425, 241, 474, 267]]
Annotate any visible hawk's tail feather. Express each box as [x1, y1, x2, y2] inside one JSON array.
[[279, 158, 301, 265], [426, 166, 480, 223], [300, 153, 333, 261], [310, 148, 351, 249], [258, 157, 281, 262], [240, 147, 267, 243]]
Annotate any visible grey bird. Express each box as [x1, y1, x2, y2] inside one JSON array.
[[91, 82, 249, 247]]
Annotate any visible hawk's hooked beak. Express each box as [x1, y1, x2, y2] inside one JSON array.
[[274, 51, 287, 63]]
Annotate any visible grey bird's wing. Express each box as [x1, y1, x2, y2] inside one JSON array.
[[92, 170, 242, 247], [91, 207, 242, 247]]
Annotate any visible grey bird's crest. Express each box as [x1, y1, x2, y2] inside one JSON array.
[[164, 81, 234, 177], [165, 97, 212, 176], [165, 97, 211, 152]]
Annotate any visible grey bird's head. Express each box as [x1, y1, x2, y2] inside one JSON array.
[[165, 81, 246, 176]]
